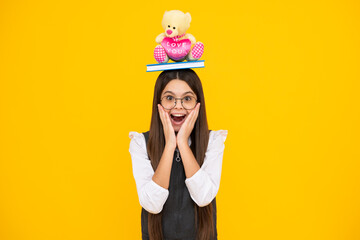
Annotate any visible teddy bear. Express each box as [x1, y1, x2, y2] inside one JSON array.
[[153, 10, 204, 63]]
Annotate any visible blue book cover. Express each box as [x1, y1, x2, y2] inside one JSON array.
[[146, 60, 205, 72]]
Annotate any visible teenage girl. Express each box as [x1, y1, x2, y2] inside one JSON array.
[[129, 69, 227, 240]]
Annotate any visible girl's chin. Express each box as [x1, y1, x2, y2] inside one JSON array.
[[172, 125, 181, 132]]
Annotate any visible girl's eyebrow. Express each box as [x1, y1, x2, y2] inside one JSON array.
[[163, 91, 195, 96]]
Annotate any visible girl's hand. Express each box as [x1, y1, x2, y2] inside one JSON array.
[[176, 103, 200, 147], [158, 104, 177, 150]]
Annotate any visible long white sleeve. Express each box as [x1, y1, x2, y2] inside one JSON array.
[[128, 131, 169, 214], [184, 130, 228, 207]]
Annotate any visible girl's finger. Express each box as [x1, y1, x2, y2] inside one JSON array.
[[159, 104, 172, 131], [164, 108, 172, 126], [158, 104, 166, 125], [157, 104, 162, 120], [181, 107, 196, 134], [190, 103, 200, 126], [183, 107, 194, 126], [194, 103, 200, 119]]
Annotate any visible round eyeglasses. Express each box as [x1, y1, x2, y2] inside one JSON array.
[[160, 95, 198, 110]]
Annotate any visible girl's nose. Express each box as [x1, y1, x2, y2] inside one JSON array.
[[174, 99, 183, 109]]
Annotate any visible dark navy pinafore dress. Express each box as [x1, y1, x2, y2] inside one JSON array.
[[141, 131, 218, 240]]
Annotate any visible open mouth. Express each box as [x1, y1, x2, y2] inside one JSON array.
[[170, 113, 186, 125]]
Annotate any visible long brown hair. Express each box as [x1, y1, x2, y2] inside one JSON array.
[[146, 69, 215, 240]]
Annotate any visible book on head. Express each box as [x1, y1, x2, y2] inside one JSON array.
[[146, 60, 205, 72]]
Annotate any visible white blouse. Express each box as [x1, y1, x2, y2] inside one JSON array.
[[128, 130, 228, 214]]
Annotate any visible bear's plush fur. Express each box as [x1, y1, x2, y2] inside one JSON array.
[[154, 10, 204, 63]]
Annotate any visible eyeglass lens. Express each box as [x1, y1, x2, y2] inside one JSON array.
[[161, 95, 197, 110]]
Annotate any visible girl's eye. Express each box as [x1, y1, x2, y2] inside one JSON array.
[[184, 96, 192, 101], [166, 95, 174, 100]]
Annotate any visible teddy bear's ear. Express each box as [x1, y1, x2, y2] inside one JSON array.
[[163, 10, 170, 18], [161, 11, 169, 29], [185, 12, 192, 24], [162, 11, 169, 20]]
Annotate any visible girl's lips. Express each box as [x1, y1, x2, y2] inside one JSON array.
[[169, 113, 187, 126]]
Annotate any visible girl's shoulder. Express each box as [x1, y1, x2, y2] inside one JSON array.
[[128, 131, 147, 152], [209, 129, 228, 144], [129, 131, 149, 143], [129, 131, 145, 140]]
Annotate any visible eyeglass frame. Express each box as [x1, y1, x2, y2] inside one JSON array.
[[160, 95, 199, 110]]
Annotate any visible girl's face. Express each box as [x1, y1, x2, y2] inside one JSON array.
[[160, 79, 197, 133]]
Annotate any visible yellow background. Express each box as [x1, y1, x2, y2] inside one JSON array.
[[0, 0, 359, 239]]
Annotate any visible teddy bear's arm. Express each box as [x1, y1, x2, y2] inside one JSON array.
[[185, 33, 196, 44], [155, 33, 166, 43]]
